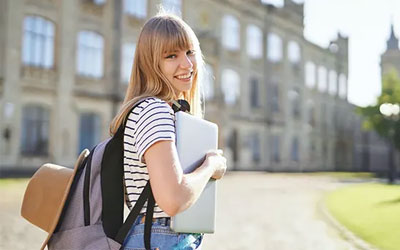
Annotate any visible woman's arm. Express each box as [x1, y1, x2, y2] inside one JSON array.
[[144, 140, 226, 217]]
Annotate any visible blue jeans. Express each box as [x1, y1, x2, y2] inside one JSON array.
[[123, 215, 203, 250]]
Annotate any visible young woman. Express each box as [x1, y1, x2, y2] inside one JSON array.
[[109, 13, 227, 250]]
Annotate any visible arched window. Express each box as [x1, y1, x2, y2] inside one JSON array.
[[222, 15, 240, 51], [246, 24, 263, 59], [22, 16, 55, 68], [200, 64, 214, 100], [305, 61, 316, 88], [318, 66, 327, 92], [221, 69, 240, 105], [121, 43, 136, 83], [339, 73, 347, 98], [79, 113, 101, 154], [328, 70, 337, 95], [267, 33, 282, 62], [162, 0, 182, 17], [76, 31, 104, 78], [21, 105, 50, 155], [124, 0, 147, 18], [287, 40, 301, 63]]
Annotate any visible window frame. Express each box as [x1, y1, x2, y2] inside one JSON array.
[[22, 15, 55, 69], [246, 24, 263, 59], [222, 15, 240, 51], [20, 105, 50, 156], [267, 32, 283, 63], [76, 30, 105, 79], [221, 68, 240, 105]]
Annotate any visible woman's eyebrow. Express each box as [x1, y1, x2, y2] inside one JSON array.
[[164, 50, 179, 54]]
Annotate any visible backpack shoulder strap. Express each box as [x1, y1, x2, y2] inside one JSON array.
[[114, 182, 152, 244], [101, 98, 150, 239]]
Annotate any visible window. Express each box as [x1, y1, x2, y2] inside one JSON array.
[[268, 81, 280, 113], [222, 15, 240, 51], [339, 73, 347, 98], [317, 66, 327, 92], [271, 135, 280, 163], [306, 100, 315, 126], [328, 70, 337, 95], [227, 129, 239, 163], [199, 64, 214, 100], [22, 16, 55, 68], [250, 78, 260, 108], [21, 106, 50, 155], [162, 0, 182, 17], [287, 40, 301, 63], [79, 113, 101, 154], [250, 133, 261, 163], [288, 89, 300, 118], [305, 61, 316, 88], [246, 24, 263, 59], [124, 0, 147, 18], [267, 33, 282, 62], [221, 69, 240, 105], [291, 137, 299, 162], [76, 31, 104, 78], [121, 43, 136, 83]]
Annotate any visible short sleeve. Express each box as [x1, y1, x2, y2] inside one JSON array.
[[134, 100, 175, 163]]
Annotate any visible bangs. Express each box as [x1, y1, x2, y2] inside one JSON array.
[[158, 18, 194, 54]]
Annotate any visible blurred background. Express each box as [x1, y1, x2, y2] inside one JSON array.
[[1, 0, 400, 249], [1, 0, 400, 176]]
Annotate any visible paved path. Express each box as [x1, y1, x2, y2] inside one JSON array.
[[0, 173, 366, 250], [202, 172, 361, 250]]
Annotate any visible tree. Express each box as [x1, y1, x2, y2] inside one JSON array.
[[357, 69, 400, 183]]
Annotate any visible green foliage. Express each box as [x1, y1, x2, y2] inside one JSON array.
[[357, 70, 400, 149]]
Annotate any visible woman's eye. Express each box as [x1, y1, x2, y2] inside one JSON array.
[[166, 54, 177, 59], [187, 50, 195, 55]]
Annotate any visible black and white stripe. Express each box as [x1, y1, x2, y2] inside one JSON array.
[[123, 97, 175, 218]]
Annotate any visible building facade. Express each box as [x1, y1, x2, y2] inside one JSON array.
[[0, 0, 364, 175]]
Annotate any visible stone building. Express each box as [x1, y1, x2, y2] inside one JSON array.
[[381, 23, 400, 76], [0, 0, 359, 175]]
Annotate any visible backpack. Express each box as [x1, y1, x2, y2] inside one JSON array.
[[21, 101, 156, 250]]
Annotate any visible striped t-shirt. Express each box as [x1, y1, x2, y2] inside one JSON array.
[[123, 97, 175, 218]]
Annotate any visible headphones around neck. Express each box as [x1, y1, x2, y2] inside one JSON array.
[[171, 99, 190, 113]]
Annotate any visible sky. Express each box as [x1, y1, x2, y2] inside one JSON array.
[[264, 0, 400, 107]]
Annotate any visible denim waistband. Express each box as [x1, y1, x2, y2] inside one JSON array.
[[136, 214, 171, 227]]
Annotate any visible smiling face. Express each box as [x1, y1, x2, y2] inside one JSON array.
[[160, 48, 197, 98]]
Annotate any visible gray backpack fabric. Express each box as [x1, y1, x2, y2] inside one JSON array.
[[48, 101, 156, 250], [48, 139, 122, 250]]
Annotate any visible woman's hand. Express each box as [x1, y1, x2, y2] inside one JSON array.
[[203, 149, 227, 180]]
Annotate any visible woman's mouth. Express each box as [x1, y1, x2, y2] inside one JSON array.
[[174, 72, 193, 81]]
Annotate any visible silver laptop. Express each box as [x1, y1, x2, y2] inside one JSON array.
[[170, 111, 218, 234]]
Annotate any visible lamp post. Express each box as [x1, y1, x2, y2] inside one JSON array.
[[379, 103, 400, 184]]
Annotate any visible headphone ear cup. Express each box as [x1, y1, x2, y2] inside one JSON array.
[[172, 100, 191, 113], [178, 100, 190, 112]]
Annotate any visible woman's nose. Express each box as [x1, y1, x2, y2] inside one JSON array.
[[180, 55, 193, 69]]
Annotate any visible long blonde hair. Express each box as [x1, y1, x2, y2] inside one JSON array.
[[110, 13, 204, 135]]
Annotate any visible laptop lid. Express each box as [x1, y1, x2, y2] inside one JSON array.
[[171, 111, 218, 233]]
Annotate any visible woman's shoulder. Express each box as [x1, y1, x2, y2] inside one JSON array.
[[129, 97, 174, 119]]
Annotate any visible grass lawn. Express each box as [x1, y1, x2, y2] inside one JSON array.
[[325, 183, 400, 250], [309, 172, 375, 179]]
